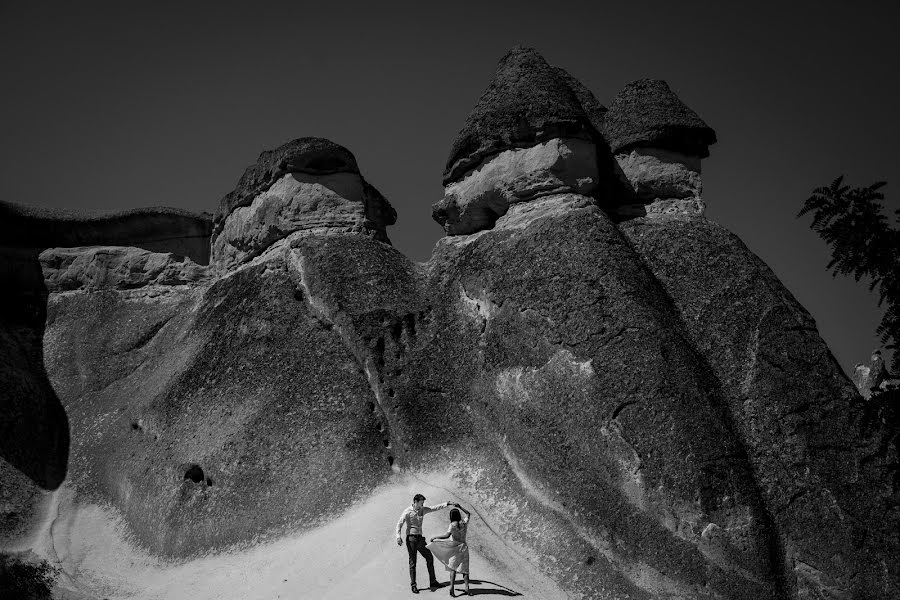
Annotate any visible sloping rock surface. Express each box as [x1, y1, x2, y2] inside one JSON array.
[[620, 216, 900, 598]]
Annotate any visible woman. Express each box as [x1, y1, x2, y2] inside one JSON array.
[[426, 502, 471, 596]]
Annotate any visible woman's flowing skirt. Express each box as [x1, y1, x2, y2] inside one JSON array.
[[426, 539, 469, 574]]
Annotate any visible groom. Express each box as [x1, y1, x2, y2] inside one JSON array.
[[396, 493, 451, 594]]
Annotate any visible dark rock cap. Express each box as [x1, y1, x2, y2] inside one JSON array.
[[443, 46, 601, 185], [552, 66, 607, 133], [215, 137, 362, 230], [603, 79, 717, 157]]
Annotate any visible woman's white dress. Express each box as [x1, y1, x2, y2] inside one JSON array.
[[426, 518, 469, 574]]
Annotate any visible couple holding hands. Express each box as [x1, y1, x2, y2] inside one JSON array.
[[396, 494, 471, 595]]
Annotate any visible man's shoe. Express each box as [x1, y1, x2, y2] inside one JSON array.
[[411, 583, 419, 594], [430, 580, 441, 590]]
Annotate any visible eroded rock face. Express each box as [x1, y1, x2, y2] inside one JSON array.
[[433, 138, 600, 234], [612, 148, 705, 218], [443, 46, 602, 185], [213, 172, 392, 271], [615, 148, 701, 199], [4, 50, 899, 600], [619, 216, 900, 599], [214, 137, 361, 227], [212, 138, 395, 272], [40, 246, 210, 292]]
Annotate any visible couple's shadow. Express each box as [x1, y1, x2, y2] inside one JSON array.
[[442, 579, 522, 597]]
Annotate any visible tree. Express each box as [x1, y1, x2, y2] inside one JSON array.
[[799, 176, 900, 372]]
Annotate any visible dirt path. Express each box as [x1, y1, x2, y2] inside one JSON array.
[[27, 471, 569, 600]]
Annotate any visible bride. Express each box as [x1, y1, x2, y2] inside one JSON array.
[[427, 503, 471, 596]]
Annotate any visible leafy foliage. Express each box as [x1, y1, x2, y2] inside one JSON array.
[[0, 553, 59, 599], [799, 176, 900, 371]]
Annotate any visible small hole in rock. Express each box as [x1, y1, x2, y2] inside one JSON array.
[[293, 289, 304, 302], [382, 439, 390, 447], [367, 402, 375, 412], [131, 422, 140, 430], [206, 477, 213, 487], [377, 422, 384, 432], [585, 556, 595, 566], [184, 464, 204, 484], [387, 456, 394, 466]]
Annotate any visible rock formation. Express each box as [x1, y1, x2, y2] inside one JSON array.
[[1, 47, 898, 600], [604, 79, 717, 218], [434, 46, 621, 235], [211, 137, 396, 272]]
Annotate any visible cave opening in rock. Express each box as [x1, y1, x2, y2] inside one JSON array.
[[184, 464, 204, 483]]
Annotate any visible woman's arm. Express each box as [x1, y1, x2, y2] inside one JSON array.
[[453, 503, 471, 517], [429, 531, 451, 542]]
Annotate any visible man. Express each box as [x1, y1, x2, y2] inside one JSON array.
[[396, 493, 451, 593]]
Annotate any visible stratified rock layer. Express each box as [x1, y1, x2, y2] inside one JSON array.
[[214, 137, 360, 226], [40, 246, 210, 292], [604, 79, 717, 157], [433, 138, 601, 234]]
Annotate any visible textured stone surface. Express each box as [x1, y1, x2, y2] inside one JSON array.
[[418, 194, 779, 599], [620, 216, 900, 599], [40, 246, 210, 292], [433, 138, 600, 235], [12, 192, 899, 598], [212, 172, 393, 271], [604, 79, 717, 157], [213, 137, 395, 242], [215, 137, 359, 225], [615, 147, 702, 201], [41, 235, 403, 557], [552, 66, 607, 131], [443, 47, 600, 185]]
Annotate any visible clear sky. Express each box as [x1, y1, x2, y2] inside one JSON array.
[[2, 2, 897, 375]]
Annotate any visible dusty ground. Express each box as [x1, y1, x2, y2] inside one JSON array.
[[24, 471, 569, 600]]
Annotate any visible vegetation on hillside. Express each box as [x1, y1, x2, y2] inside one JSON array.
[[799, 177, 899, 371]]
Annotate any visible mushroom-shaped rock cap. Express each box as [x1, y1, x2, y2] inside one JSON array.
[[215, 137, 361, 230], [603, 79, 717, 158], [443, 46, 601, 185]]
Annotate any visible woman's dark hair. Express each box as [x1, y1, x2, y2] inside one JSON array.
[[450, 508, 461, 523]]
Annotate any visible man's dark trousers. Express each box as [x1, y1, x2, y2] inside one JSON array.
[[406, 534, 437, 586]]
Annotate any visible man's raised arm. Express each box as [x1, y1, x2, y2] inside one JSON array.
[[422, 501, 451, 514]]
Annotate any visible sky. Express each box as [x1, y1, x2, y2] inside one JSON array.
[[1, 2, 897, 376]]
